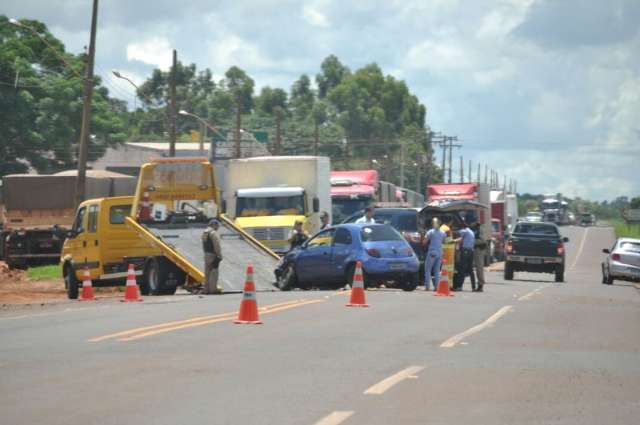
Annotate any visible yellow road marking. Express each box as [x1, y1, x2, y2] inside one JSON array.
[[89, 298, 323, 342], [364, 365, 424, 395], [313, 411, 354, 425], [517, 285, 548, 301], [440, 305, 514, 348]]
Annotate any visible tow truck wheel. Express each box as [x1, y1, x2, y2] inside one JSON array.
[[144, 257, 164, 295], [64, 265, 79, 299]]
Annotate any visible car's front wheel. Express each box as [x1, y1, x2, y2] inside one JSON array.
[[277, 264, 297, 291]]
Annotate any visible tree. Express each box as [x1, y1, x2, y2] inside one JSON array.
[[0, 16, 126, 175], [316, 55, 350, 99], [255, 86, 288, 116], [222, 66, 254, 113], [631, 197, 640, 209], [290, 74, 314, 119]]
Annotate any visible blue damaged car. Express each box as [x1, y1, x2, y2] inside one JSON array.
[[274, 223, 419, 291]]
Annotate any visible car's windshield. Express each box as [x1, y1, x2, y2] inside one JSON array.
[[373, 212, 418, 231], [332, 198, 371, 223], [513, 223, 559, 235], [359, 225, 404, 242], [237, 195, 305, 217]]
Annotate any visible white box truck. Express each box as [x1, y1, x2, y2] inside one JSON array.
[[224, 156, 331, 253]]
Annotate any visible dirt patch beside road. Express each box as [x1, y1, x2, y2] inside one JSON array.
[[0, 262, 119, 305]]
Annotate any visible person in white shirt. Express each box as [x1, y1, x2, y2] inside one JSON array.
[[355, 206, 376, 224]]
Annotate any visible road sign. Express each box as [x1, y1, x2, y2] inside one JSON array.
[[623, 209, 640, 224]]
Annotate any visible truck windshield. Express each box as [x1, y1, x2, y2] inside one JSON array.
[[513, 223, 559, 236], [332, 198, 371, 223], [237, 195, 305, 217]]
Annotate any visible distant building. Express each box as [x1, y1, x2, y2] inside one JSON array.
[[90, 136, 270, 176]]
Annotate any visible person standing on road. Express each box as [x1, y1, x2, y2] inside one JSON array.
[[355, 206, 376, 224], [320, 211, 331, 230], [288, 220, 309, 251], [454, 220, 476, 291], [423, 218, 447, 291], [472, 221, 486, 292], [202, 219, 223, 294]]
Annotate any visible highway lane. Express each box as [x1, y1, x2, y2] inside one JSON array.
[[1, 225, 638, 425]]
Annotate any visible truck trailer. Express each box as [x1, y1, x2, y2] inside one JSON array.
[[1, 171, 136, 268], [330, 170, 398, 223]]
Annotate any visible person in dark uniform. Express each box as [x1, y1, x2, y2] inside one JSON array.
[[288, 220, 309, 251], [202, 219, 223, 294], [454, 220, 476, 291]]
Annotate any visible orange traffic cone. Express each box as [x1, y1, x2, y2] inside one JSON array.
[[122, 264, 143, 302], [235, 264, 262, 324], [347, 261, 369, 307], [79, 267, 95, 301], [434, 262, 454, 297], [137, 191, 152, 221]]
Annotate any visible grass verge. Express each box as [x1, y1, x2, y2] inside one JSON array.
[[26, 264, 62, 281], [611, 219, 640, 239]]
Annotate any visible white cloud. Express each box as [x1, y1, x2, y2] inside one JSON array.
[[126, 37, 173, 70], [405, 40, 472, 72], [302, 4, 330, 28]]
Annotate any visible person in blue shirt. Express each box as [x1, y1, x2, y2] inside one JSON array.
[[454, 220, 477, 291], [423, 218, 447, 291]]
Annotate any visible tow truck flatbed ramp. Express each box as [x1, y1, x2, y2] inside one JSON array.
[[127, 217, 279, 292]]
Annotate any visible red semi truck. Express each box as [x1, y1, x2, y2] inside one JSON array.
[[426, 182, 492, 264], [330, 170, 397, 223]]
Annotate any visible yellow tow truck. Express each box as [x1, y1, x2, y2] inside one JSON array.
[[61, 158, 280, 299]]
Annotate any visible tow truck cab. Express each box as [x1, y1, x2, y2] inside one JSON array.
[[60, 196, 161, 299]]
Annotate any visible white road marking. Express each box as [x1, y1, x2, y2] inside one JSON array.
[[313, 411, 354, 425], [570, 227, 589, 270], [440, 305, 514, 348], [518, 285, 548, 301], [364, 365, 424, 395]]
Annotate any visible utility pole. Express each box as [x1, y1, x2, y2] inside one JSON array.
[[400, 140, 406, 187], [234, 100, 242, 158], [460, 156, 464, 183], [274, 107, 282, 155], [74, 0, 99, 208], [484, 164, 488, 184], [468, 160, 472, 183], [168, 49, 177, 157], [477, 163, 481, 183]]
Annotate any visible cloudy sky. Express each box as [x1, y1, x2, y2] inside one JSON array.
[[5, 0, 639, 200]]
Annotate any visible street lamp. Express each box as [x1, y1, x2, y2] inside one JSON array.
[[178, 110, 225, 160]]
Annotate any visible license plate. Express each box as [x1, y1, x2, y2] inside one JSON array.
[[526, 258, 542, 264], [389, 263, 406, 270]]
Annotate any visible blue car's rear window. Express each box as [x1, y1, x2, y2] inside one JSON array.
[[360, 225, 404, 242]]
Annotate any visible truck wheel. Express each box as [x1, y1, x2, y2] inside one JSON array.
[[555, 266, 564, 283], [64, 265, 80, 300], [144, 257, 167, 295], [504, 262, 514, 281]]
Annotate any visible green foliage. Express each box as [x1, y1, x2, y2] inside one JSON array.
[[611, 220, 640, 239], [26, 264, 61, 281], [0, 16, 127, 176], [630, 197, 640, 209]]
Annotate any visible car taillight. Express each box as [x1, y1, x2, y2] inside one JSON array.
[[506, 239, 513, 254], [403, 231, 421, 243], [612, 253, 621, 261], [367, 248, 381, 258], [557, 242, 564, 255]]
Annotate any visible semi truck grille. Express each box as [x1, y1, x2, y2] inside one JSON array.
[[250, 227, 288, 241]]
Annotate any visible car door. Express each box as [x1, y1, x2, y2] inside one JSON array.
[[67, 205, 88, 276], [295, 229, 335, 284], [84, 203, 101, 275], [330, 227, 353, 282]]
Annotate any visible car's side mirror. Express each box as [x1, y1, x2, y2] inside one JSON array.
[[66, 230, 76, 239], [312, 197, 320, 213], [602, 248, 610, 254], [563, 237, 569, 243]]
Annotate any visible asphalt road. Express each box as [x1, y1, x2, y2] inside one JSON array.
[[1, 225, 638, 425]]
